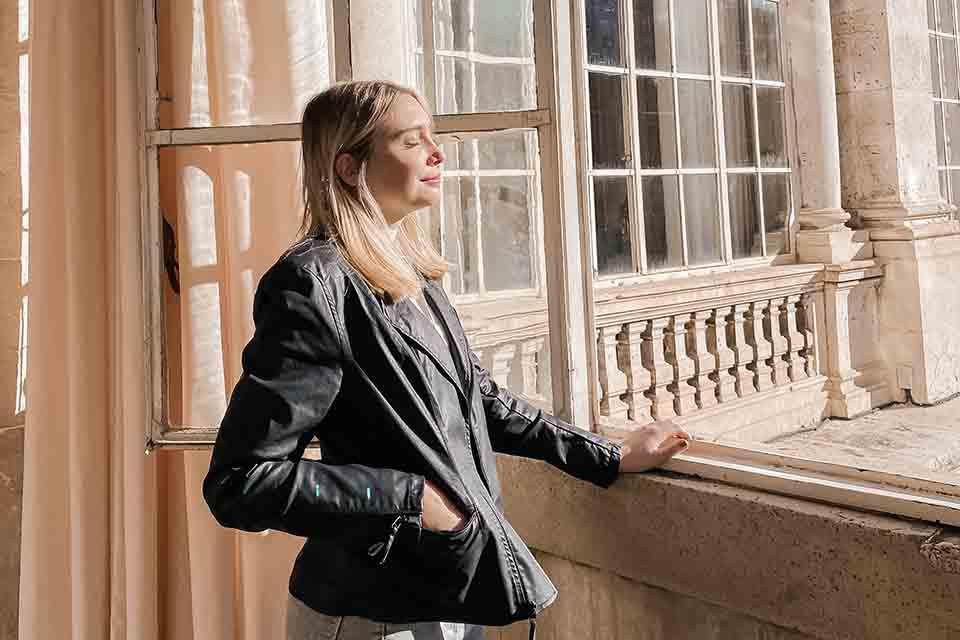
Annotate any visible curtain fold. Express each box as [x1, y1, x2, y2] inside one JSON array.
[[18, 1, 306, 637]]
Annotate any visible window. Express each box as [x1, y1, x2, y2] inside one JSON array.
[[581, 0, 792, 277], [16, 0, 29, 417], [930, 0, 960, 211]]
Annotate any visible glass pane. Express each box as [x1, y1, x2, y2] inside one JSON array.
[[157, 0, 333, 128], [593, 177, 633, 276], [943, 38, 960, 100], [719, 0, 750, 77], [678, 80, 717, 168], [586, 0, 622, 66], [18, 0, 27, 42], [643, 175, 683, 270], [675, 0, 711, 75], [944, 102, 960, 164], [762, 174, 790, 256], [442, 177, 480, 295], [728, 174, 763, 259], [929, 0, 938, 30], [475, 63, 536, 111], [683, 174, 722, 266], [436, 56, 474, 113], [637, 77, 678, 169], [481, 177, 534, 291], [478, 130, 532, 170], [952, 169, 960, 202], [723, 83, 756, 167], [939, 169, 949, 200], [938, 0, 956, 34], [475, 0, 534, 58], [936, 102, 946, 165], [932, 36, 942, 99], [633, 0, 671, 72], [757, 87, 787, 167], [434, 0, 470, 50], [159, 142, 304, 428], [752, 0, 782, 81], [589, 73, 628, 169]]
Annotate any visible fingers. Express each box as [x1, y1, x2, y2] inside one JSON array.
[[656, 436, 689, 462]]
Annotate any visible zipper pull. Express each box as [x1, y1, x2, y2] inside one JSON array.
[[528, 617, 537, 640], [367, 515, 405, 566]]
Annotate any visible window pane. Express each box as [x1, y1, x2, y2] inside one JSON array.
[[728, 174, 762, 258], [589, 73, 628, 169], [678, 80, 717, 168], [594, 177, 633, 275], [586, 0, 622, 66], [929, 0, 937, 30], [752, 0, 782, 81], [936, 102, 946, 165], [436, 56, 474, 113], [683, 174, 723, 266], [159, 142, 303, 428], [481, 177, 533, 291], [475, 0, 533, 57], [637, 77, 678, 169], [434, 0, 470, 50], [944, 102, 960, 164], [475, 62, 536, 111], [938, 0, 956, 34], [633, 0, 671, 71], [675, 0, 711, 75], [757, 87, 787, 167], [643, 175, 683, 270], [762, 174, 790, 256], [723, 83, 756, 167], [942, 37, 960, 100], [952, 169, 960, 202], [478, 130, 531, 170], [442, 177, 480, 295], [719, 0, 750, 77], [940, 169, 949, 200], [157, 0, 332, 128], [933, 37, 944, 100]]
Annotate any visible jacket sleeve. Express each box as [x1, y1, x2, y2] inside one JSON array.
[[203, 261, 424, 538], [471, 351, 622, 488]]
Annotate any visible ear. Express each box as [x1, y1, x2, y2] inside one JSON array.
[[335, 153, 360, 187]]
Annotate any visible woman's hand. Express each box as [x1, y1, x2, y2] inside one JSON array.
[[421, 479, 467, 532], [617, 420, 691, 473]]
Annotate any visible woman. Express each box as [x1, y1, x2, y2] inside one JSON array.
[[203, 80, 691, 640]]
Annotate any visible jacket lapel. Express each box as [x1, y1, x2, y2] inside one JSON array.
[[422, 279, 474, 393]]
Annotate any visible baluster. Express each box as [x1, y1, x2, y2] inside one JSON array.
[[782, 295, 807, 381], [708, 307, 737, 402], [746, 301, 774, 392], [689, 311, 719, 409], [617, 322, 653, 423], [765, 299, 790, 386], [666, 315, 698, 415], [728, 304, 756, 397], [642, 318, 677, 419], [519, 337, 546, 402], [798, 294, 817, 376], [597, 325, 629, 420], [491, 344, 516, 387]]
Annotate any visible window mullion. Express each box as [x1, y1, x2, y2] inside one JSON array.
[[624, 0, 648, 274], [746, 0, 768, 257], [668, 0, 689, 268], [713, 0, 734, 264], [422, 0, 438, 110]]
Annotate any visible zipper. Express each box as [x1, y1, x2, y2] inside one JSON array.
[[528, 615, 537, 640], [367, 513, 418, 566]]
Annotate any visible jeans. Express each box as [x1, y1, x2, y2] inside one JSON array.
[[286, 594, 485, 640]]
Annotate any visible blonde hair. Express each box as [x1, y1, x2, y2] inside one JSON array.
[[299, 80, 448, 302]]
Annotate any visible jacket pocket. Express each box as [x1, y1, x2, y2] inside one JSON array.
[[409, 509, 485, 601]]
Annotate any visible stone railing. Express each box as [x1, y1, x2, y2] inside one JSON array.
[[596, 295, 818, 426]]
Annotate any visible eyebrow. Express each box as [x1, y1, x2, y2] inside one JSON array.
[[391, 122, 434, 139]]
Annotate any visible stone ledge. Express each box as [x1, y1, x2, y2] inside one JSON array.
[[496, 455, 960, 640]]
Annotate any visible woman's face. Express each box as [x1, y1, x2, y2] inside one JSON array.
[[364, 94, 444, 225]]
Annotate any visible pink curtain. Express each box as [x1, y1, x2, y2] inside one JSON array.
[[18, 1, 323, 637]]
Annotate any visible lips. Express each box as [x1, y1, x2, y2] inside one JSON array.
[[421, 174, 442, 186]]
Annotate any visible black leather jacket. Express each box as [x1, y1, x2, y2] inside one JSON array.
[[203, 238, 623, 627]]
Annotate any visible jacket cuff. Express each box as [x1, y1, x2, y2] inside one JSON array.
[[594, 440, 623, 488]]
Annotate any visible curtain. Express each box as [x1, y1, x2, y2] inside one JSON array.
[[18, 1, 322, 637]]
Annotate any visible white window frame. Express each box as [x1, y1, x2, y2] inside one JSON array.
[[576, 0, 796, 287], [135, 0, 960, 528], [929, 0, 960, 212]]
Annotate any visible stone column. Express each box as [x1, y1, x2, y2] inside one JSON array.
[[832, 0, 960, 404], [784, 0, 869, 263]]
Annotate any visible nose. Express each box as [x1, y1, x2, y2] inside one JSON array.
[[427, 138, 444, 167]]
